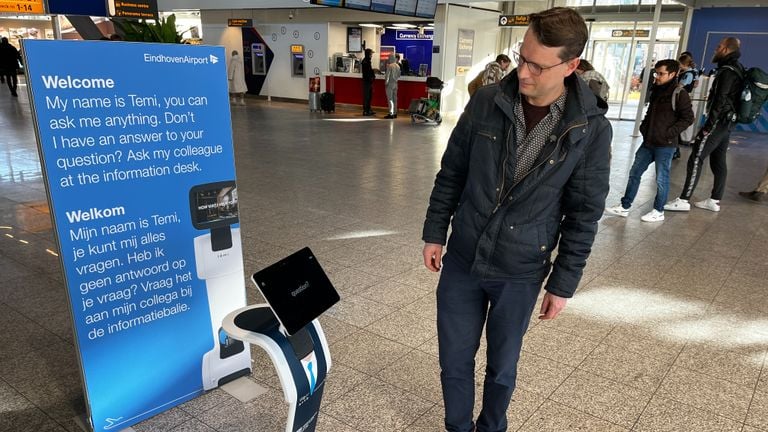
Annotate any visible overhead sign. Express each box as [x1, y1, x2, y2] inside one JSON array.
[[395, 31, 434, 41], [22, 39, 250, 432], [47, 0, 106, 16], [0, 0, 44, 14], [228, 18, 253, 27], [498, 14, 529, 27], [612, 29, 650, 38], [107, 0, 158, 19], [456, 28, 474, 76]]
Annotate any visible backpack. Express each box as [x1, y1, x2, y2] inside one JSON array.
[[582, 70, 609, 101], [679, 69, 699, 93], [670, 84, 685, 112], [722, 65, 768, 124]]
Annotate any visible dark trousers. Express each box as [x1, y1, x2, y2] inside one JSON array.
[[437, 254, 542, 432], [362, 79, 373, 113], [680, 121, 732, 201], [3, 72, 17, 95]]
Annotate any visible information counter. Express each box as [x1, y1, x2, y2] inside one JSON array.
[[323, 72, 430, 111]]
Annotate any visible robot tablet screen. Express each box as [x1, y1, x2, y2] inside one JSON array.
[[252, 247, 340, 336], [189, 181, 239, 230]]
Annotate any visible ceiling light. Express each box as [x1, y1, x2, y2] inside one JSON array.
[[359, 23, 382, 28], [391, 23, 417, 28]]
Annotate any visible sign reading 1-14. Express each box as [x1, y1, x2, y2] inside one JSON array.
[[0, 0, 45, 13]]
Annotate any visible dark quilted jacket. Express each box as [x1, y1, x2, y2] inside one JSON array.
[[422, 71, 612, 298]]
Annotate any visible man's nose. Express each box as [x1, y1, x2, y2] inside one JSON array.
[[517, 64, 531, 80]]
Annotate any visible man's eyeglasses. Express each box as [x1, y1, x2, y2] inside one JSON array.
[[653, 70, 670, 77], [511, 50, 570, 76]]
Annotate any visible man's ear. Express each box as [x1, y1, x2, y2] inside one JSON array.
[[563, 57, 580, 77]]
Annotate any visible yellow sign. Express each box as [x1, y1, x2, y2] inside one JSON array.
[[290, 44, 304, 54], [0, 0, 45, 14], [498, 15, 529, 27]]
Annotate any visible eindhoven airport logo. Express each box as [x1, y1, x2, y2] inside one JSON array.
[[143, 53, 219, 65]]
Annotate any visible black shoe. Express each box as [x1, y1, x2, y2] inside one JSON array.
[[384, 114, 395, 119], [364, 111, 375, 116], [672, 149, 681, 160], [11, 91, 17, 97], [739, 191, 767, 202]]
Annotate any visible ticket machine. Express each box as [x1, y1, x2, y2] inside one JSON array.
[[251, 43, 266, 75], [291, 44, 305, 77]]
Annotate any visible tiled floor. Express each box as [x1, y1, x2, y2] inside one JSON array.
[[1, 85, 768, 432]]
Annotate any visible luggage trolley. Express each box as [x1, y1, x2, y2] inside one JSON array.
[[409, 77, 444, 125]]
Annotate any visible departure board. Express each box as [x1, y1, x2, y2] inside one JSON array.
[[415, 0, 437, 18], [393, 0, 417, 16], [370, 0, 395, 13]]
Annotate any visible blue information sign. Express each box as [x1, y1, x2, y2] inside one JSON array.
[[22, 40, 250, 432]]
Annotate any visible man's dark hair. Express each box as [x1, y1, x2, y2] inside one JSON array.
[[495, 54, 510, 64], [655, 59, 680, 74], [528, 7, 588, 61], [576, 59, 594, 72], [1, 37, 7, 44]]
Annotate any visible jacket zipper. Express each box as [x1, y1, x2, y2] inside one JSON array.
[[492, 120, 586, 215], [493, 124, 514, 213]]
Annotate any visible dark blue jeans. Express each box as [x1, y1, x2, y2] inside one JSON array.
[[621, 145, 677, 212], [437, 254, 542, 432]]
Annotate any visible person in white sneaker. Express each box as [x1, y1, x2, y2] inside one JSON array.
[[605, 59, 693, 223], [665, 37, 744, 213]]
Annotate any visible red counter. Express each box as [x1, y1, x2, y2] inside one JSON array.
[[324, 73, 429, 111]]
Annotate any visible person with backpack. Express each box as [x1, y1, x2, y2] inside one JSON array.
[[467, 54, 511, 97], [605, 59, 693, 222], [0, 37, 21, 97], [575, 59, 609, 102], [665, 37, 744, 213], [674, 52, 700, 157]]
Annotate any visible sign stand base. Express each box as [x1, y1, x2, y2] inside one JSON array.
[[220, 376, 269, 402], [72, 414, 136, 432]]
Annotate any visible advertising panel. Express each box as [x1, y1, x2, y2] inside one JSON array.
[[22, 40, 250, 432]]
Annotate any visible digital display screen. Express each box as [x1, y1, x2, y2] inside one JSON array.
[[415, 0, 437, 18], [345, 0, 372, 10], [394, 0, 417, 16], [189, 181, 239, 229], [370, 0, 395, 13], [252, 247, 340, 335], [310, 0, 343, 6]]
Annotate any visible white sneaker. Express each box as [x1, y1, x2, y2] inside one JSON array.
[[604, 205, 630, 217], [694, 198, 721, 212], [641, 209, 665, 222], [664, 198, 690, 212]]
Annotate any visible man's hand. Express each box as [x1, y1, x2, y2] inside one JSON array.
[[539, 292, 567, 320], [422, 243, 443, 272]]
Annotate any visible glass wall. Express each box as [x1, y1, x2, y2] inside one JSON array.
[[586, 21, 681, 120]]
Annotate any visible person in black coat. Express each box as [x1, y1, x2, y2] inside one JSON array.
[[0, 38, 22, 97], [361, 48, 375, 116], [422, 8, 611, 432], [665, 37, 744, 213]]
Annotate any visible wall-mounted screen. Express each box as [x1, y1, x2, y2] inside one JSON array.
[[310, 0, 343, 6], [394, 0, 417, 16], [347, 27, 363, 52], [415, 0, 437, 18], [370, 0, 395, 13], [345, 0, 372, 10]]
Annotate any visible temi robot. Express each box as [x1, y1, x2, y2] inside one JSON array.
[[190, 180, 251, 390]]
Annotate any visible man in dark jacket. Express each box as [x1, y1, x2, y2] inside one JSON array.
[[605, 59, 693, 222], [665, 37, 744, 213], [0, 37, 21, 97], [422, 8, 611, 432], [361, 48, 375, 116]]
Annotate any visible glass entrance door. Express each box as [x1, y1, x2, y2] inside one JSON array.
[[590, 40, 679, 120]]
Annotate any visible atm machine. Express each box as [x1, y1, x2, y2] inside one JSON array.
[[290, 44, 305, 77], [251, 43, 266, 75]]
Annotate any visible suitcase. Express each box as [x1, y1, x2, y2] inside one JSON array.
[[309, 92, 321, 112], [321, 75, 335, 113], [320, 92, 335, 112]]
